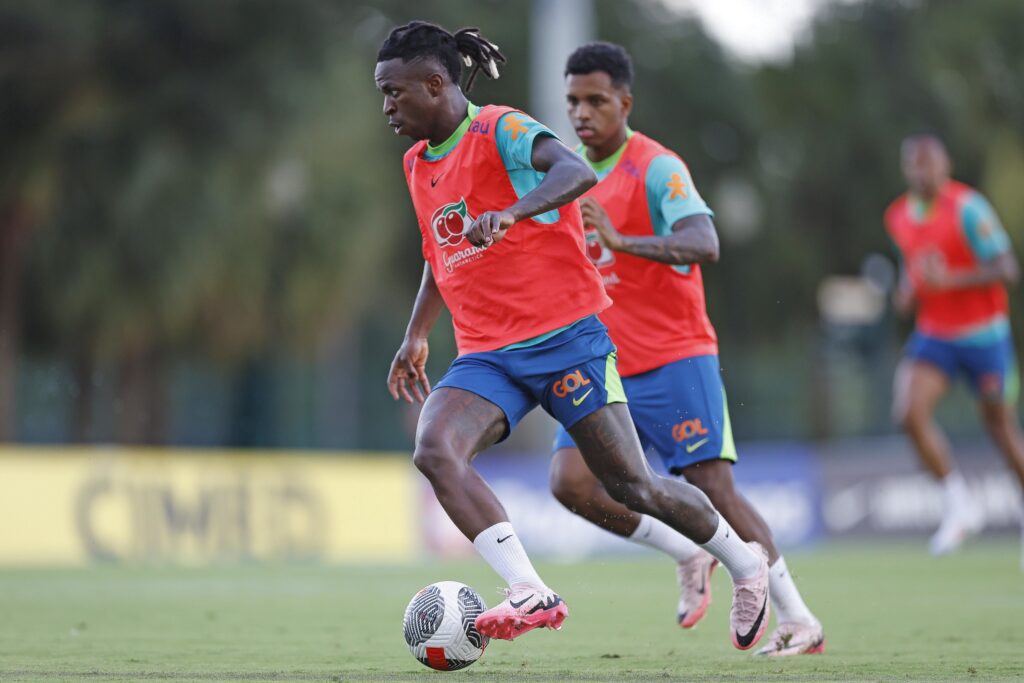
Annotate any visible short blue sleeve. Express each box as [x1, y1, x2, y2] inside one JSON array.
[[644, 155, 712, 237], [960, 191, 1010, 261], [496, 112, 560, 224]]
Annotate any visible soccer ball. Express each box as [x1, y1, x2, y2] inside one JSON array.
[[402, 581, 489, 671]]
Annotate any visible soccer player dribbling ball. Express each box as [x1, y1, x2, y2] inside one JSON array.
[[886, 134, 1024, 561], [548, 42, 824, 656], [376, 21, 771, 647]]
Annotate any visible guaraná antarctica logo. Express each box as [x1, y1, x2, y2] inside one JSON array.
[[430, 198, 475, 248], [585, 229, 615, 267]]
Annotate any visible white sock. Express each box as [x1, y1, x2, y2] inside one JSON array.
[[699, 515, 761, 580], [629, 514, 702, 562], [942, 471, 974, 514], [473, 522, 545, 589], [769, 557, 816, 625]]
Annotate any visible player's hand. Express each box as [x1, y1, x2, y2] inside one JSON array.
[[580, 198, 624, 251], [387, 336, 431, 403], [893, 284, 915, 315], [466, 210, 515, 248], [918, 251, 951, 289]]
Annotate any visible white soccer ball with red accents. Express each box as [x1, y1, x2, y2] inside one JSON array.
[[402, 581, 489, 671]]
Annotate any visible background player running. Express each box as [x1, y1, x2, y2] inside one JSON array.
[[376, 21, 771, 648], [886, 134, 1024, 559], [548, 42, 823, 655]]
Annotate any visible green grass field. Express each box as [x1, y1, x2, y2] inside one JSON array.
[[0, 542, 1021, 682]]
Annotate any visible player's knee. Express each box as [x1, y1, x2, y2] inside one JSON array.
[[979, 402, 1011, 433], [684, 467, 734, 512], [605, 476, 656, 514], [550, 470, 587, 510], [412, 433, 459, 480], [896, 405, 925, 433]]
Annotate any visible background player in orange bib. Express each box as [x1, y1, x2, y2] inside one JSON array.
[[886, 134, 1024, 559], [376, 22, 771, 648], [548, 42, 823, 655]]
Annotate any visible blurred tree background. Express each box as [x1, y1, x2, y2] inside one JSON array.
[[1, 0, 1022, 450]]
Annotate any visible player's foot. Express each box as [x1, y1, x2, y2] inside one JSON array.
[[474, 584, 568, 641], [929, 504, 984, 556], [676, 550, 719, 628], [730, 542, 770, 650], [754, 620, 825, 657]]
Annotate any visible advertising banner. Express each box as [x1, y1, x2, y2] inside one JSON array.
[[0, 447, 415, 565]]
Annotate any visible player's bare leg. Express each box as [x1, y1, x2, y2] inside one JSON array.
[[894, 360, 955, 478], [550, 446, 646, 537], [551, 446, 717, 628], [413, 387, 508, 538], [683, 460, 776, 561], [569, 403, 770, 649], [894, 360, 982, 554], [977, 397, 1024, 570], [680, 460, 823, 654], [977, 399, 1024, 489], [414, 388, 567, 640], [551, 447, 820, 650]]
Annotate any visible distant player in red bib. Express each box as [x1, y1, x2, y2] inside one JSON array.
[[886, 134, 1024, 559], [376, 21, 771, 648], [547, 42, 822, 655]]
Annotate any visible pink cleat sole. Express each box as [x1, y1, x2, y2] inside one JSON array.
[[679, 559, 719, 629], [475, 602, 569, 641]]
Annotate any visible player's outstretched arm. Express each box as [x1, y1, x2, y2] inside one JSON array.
[[584, 199, 720, 267], [921, 251, 1020, 290], [388, 263, 444, 403], [465, 136, 597, 248]]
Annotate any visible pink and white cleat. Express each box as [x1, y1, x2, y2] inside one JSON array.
[[730, 542, 770, 650], [676, 550, 719, 629], [474, 584, 568, 641], [755, 620, 825, 656]]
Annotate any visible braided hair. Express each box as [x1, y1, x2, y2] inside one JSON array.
[[377, 21, 506, 92]]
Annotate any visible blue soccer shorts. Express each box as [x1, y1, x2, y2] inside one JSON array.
[[905, 330, 1019, 403], [434, 315, 627, 440], [553, 354, 737, 474]]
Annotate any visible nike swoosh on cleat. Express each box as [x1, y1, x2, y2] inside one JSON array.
[[526, 596, 563, 614], [571, 388, 594, 407], [734, 597, 768, 648], [686, 437, 710, 453], [509, 595, 534, 609], [497, 534, 513, 543]]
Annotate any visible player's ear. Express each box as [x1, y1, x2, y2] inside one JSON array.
[[425, 71, 446, 98], [619, 89, 634, 118]]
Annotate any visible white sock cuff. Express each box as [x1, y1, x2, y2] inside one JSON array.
[[700, 515, 761, 580], [628, 514, 701, 562], [473, 522, 544, 589], [628, 515, 653, 541]]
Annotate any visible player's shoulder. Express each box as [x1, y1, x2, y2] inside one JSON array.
[[403, 141, 428, 171], [884, 193, 908, 223], [630, 131, 683, 164], [949, 180, 988, 209]]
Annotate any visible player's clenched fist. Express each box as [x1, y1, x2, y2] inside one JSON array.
[[580, 198, 624, 251], [466, 209, 515, 248], [387, 336, 432, 403]]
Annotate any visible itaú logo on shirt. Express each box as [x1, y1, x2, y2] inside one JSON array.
[[430, 197, 475, 248], [584, 229, 615, 268]]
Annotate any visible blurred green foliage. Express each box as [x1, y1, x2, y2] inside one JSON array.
[[1, 0, 1022, 449]]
